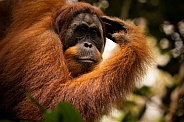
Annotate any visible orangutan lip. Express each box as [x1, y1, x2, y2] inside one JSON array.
[[77, 58, 96, 63]]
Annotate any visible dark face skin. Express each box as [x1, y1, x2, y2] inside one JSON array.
[[64, 13, 104, 52], [63, 13, 105, 76]]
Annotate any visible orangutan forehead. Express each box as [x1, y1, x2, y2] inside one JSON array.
[[71, 13, 102, 27]]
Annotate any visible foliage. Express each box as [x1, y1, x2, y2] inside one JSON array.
[[28, 94, 83, 122], [43, 102, 83, 122]]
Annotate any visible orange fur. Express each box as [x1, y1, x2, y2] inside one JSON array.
[[0, 1, 11, 39], [0, 0, 152, 121]]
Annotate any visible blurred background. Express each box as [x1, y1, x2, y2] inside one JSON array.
[[68, 0, 184, 122]]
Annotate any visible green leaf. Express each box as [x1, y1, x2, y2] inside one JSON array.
[[44, 102, 83, 122]]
